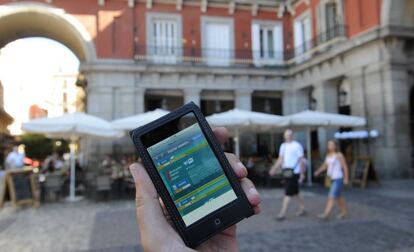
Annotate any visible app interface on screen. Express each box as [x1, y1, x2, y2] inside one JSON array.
[[147, 123, 237, 226]]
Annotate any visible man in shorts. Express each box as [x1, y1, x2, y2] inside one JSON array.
[[269, 129, 306, 220]]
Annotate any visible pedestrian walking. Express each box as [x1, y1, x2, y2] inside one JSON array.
[[314, 140, 349, 220], [269, 129, 306, 220]]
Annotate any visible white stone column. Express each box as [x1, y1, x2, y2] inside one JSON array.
[[346, 69, 366, 118], [134, 87, 145, 113], [375, 64, 412, 177], [283, 88, 309, 115], [87, 87, 113, 120], [282, 88, 309, 146], [314, 81, 338, 156], [314, 81, 337, 113], [183, 88, 201, 106], [235, 89, 253, 111], [114, 87, 135, 118]]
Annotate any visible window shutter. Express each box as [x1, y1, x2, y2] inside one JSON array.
[[293, 20, 303, 55], [317, 1, 327, 42], [317, 3, 323, 35], [304, 17, 312, 50], [251, 23, 260, 66], [273, 24, 284, 63], [155, 21, 162, 47], [336, 0, 344, 25]]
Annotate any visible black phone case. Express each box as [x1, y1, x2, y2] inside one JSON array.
[[129, 102, 254, 248]]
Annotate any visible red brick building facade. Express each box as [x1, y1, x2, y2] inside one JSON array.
[[0, 0, 413, 178], [0, 0, 384, 62]]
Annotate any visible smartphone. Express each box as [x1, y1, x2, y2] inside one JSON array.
[[129, 102, 254, 248]]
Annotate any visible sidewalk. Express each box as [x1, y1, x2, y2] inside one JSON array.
[[0, 180, 413, 252], [238, 180, 414, 251]]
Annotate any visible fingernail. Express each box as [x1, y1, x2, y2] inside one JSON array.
[[236, 162, 247, 176], [249, 187, 259, 196], [236, 161, 245, 170]]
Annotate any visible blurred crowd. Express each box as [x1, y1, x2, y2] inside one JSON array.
[[2, 143, 142, 201]]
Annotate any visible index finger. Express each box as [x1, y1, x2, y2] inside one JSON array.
[[212, 127, 230, 145]]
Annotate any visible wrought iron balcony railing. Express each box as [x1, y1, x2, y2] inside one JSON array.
[[134, 25, 347, 67], [285, 24, 348, 62], [134, 45, 285, 67]]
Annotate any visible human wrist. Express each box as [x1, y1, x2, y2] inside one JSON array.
[[146, 239, 194, 252]]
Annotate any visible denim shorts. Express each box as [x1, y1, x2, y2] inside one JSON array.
[[329, 178, 343, 198]]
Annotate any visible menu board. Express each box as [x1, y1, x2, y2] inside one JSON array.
[[353, 159, 367, 180], [11, 172, 33, 201], [5, 169, 39, 208], [351, 157, 379, 188]]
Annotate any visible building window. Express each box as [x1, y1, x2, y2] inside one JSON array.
[[325, 2, 338, 40], [260, 27, 274, 58], [201, 17, 234, 67], [147, 13, 182, 64], [252, 22, 283, 66], [317, 0, 345, 43], [294, 12, 312, 60], [325, 2, 338, 30]]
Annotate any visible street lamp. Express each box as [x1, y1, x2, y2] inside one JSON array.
[[310, 98, 317, 110], [309, 88, 317, 110], [75, 73, 88, 88]]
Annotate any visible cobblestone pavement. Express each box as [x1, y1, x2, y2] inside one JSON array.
[[0, 180, 413, 252]]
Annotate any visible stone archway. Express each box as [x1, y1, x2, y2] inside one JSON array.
[[0, 2, 96, 62]]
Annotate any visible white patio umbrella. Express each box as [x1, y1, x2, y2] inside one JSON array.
[[286, 110, 367, 186], [111, 109, 169, 131], [206, 109, 289, 156], [22, 112, 123, 201], [287, 110, 367, 127]]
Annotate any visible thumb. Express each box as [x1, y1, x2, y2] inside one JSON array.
[[129, 163, 172, 238]]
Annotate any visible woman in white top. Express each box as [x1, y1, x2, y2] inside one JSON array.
[[314, 140, 349, 220]]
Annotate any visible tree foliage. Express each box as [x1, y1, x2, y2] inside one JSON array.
[[20, 133, 69, 160]]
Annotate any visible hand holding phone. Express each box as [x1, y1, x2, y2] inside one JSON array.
[[129, 127, 261, 251], [129, 103, 260, 249]]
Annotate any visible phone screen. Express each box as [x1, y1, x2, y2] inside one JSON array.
[[146, 118, 238, 226]]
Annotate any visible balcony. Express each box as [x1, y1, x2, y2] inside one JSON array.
[[133, 25, 347, 68], [286, 24, 348, 63], [134, 45, 285, 68]]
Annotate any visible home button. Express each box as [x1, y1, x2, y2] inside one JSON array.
[[214, 218, 221, 226]]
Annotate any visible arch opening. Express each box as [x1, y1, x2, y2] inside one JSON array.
[[0, 3, 96, 62], [0, 3, 95, 134], [0, 37, 80, 135]]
